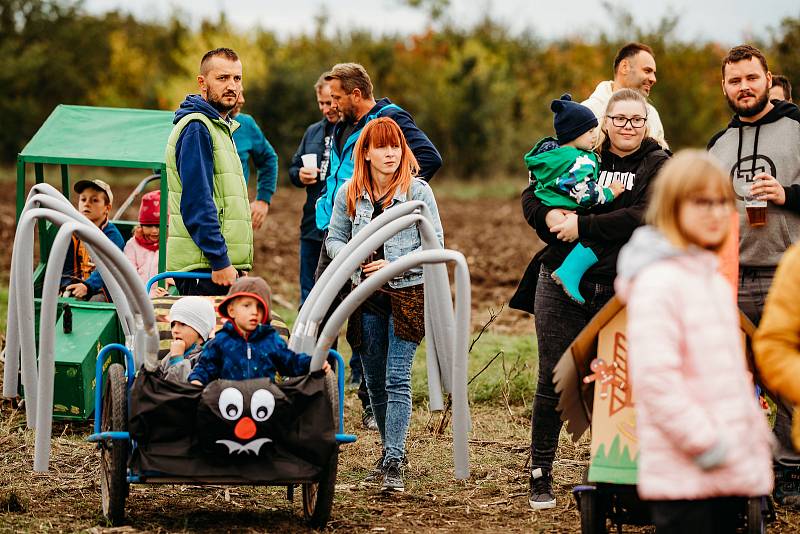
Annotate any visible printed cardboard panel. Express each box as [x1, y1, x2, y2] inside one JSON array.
[[587, 306, 638, 485]]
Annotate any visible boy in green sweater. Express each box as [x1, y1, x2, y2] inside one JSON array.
[[524, 93, 624, 304]]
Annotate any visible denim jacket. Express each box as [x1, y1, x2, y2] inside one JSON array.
[[325, 177, 444, 289]]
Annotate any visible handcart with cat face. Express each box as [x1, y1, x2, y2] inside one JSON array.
[[88, 272, 355, 529]]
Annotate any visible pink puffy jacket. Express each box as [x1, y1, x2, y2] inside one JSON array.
[[616, 226, 773, 500], [124, 237, 161, 297]]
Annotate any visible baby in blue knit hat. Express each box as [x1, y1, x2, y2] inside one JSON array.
[[523, 94, 625, 304]]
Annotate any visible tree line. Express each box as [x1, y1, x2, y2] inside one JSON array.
[[4, 0, 799, 179]]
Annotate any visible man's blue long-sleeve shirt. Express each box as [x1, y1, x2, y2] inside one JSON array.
[[233, 112, 278, 204]]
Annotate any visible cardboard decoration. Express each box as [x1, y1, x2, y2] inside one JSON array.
[[554, 296, 761, 485], [717, 211, 740, 296]]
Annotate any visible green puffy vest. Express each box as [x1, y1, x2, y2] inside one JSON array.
[[165, 112, 253, 272]]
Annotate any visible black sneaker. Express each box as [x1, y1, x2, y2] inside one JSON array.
[[528, 467, 556, 510], [364, 453, 385, 483], [381, 458, 405, 492]]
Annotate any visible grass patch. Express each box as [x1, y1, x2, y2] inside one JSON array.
[[429, 175, 524, 201], [0, 286, 7, 337], [412, 331, 537, 407]]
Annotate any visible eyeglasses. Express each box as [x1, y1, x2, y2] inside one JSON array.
[[686, 197, 732, 213], [606, 115, 648, 129]]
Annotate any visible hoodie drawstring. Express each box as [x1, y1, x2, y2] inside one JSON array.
[[751, 124, 761, 178], [736, 123, 763, 184]]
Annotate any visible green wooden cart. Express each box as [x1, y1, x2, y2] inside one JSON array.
[[15, 104, 173, 420]]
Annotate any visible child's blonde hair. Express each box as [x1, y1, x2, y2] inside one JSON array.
[[645, 149, 734, 252]]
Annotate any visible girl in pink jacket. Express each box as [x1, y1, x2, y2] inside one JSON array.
[[124, 191, 172, 296], [615, 150, 773, 532]]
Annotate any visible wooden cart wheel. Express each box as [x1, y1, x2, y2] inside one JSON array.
[[579, 489, 607, 534], [746, 497, 766, 534], [100, 363, 129, 525], [302, 370, 339, 529]]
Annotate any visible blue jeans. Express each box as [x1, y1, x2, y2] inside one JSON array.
[[530, 265, 614, 472], [299, 238, 322, 307], [360, 311, 419, 463]]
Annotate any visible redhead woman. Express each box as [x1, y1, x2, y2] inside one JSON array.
[[326, 117, 444, 493]]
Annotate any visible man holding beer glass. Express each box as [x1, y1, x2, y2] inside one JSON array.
[[709, 44, 800, 324], [709, 44, 800, 504]]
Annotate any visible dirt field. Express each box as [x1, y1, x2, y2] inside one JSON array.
[[2, 180, 799, 532]]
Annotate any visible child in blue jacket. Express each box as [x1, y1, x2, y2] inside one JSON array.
[[188, 276, 329, 386]]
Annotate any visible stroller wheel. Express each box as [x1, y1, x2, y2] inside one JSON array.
[[745, 497, 766, 534], [100, 364, 129, 525], [302, 371, 339, 528], [577, 487, 607, 534]]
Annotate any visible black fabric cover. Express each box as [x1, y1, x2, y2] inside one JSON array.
[[128, 370, 336, 482]]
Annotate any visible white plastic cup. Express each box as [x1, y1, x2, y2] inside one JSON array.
[[301, 153, 318, 171]]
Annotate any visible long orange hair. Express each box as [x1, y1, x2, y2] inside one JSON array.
[[346, 117, 419, 217]]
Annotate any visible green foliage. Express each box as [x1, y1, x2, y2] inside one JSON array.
[[5, 0, 800, 177], [772, 16, 800, 94]]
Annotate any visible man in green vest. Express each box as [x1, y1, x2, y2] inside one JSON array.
[[165, 47, 254, 296]]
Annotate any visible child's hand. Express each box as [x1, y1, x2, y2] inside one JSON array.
[[154, 286, 169, 297], [609, 181, 625, 197], [190, 380, 203, 386], [322, 361, 331, 374], [169, 339, 186, 356], [64, 282, 89, 299], [544, 209, 570, 229]]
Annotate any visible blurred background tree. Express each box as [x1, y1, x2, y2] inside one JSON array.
[[4, 0, 799, 180]]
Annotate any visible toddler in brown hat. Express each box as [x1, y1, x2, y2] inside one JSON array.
[[188, 276, 329, 386]]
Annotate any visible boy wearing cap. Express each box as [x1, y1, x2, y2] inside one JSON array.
[[188, 276, 329, 386], [61, 179, 125, 300], [160, 296, 218, 382], [523, 94, 625, 304]]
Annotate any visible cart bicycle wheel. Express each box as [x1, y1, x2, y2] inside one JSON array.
[[745, 497, 766, 534], [578, 488, 607, 534], [100, 363, 129, 525], [302, 370, 339, 529]]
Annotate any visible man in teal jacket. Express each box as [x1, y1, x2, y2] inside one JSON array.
[[231, 92, 278, 230]]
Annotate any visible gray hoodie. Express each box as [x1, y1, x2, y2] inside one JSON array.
[[707, 100, 800, 267]]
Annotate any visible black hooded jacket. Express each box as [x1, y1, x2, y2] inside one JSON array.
[[520, 137, 669, 287]]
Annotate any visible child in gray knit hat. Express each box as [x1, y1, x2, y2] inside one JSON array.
[[160, 296, 217, 383]]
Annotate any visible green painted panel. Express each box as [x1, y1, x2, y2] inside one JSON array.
[[588, 435, 639, 485], [51, 306, 122, 420]]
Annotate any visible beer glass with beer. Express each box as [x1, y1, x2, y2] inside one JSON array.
[[744, 180, 767, 227]]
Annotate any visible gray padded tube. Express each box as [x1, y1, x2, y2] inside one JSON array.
[[8, 186, 159, 440], [35, 222, 83, 471], [310, 249, 472, 479], [290, 213, 435, 351]]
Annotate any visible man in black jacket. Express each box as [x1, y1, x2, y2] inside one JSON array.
[[289, 74, 340, 307]]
